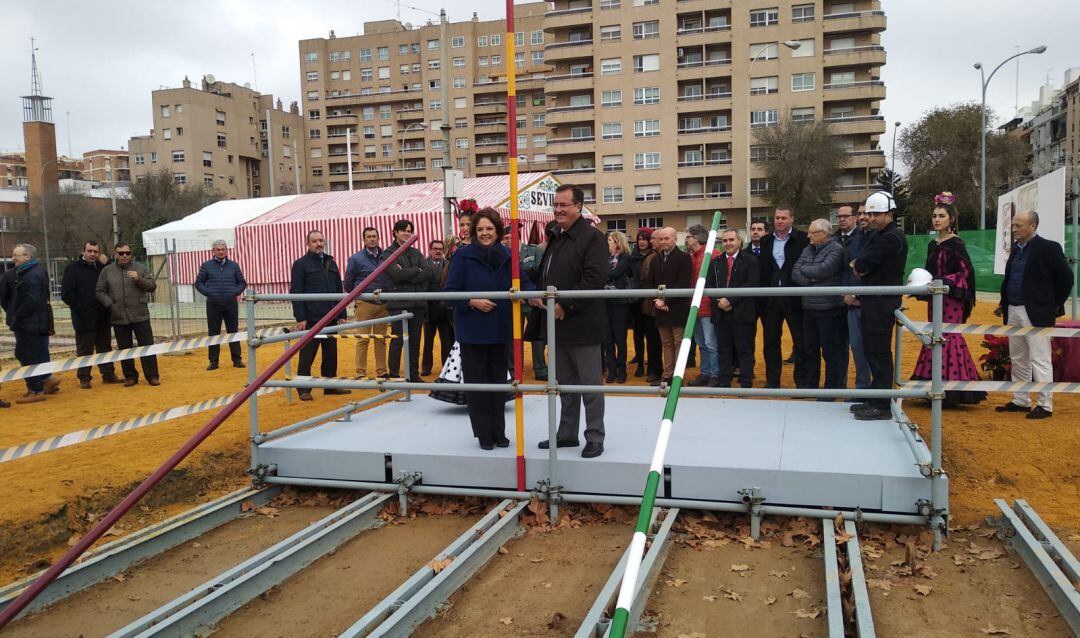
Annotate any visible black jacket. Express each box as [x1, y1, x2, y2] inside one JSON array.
[[758, 228, 810, 289], [289, 251, 347, 324], [383, 241, 436, 313], [706, 250, 760, 324], [61, 257, 110, 331], [999, 234, 1074, 327], [645, 247, 693, 327], [852, 221, 909, 323], [5, 261, 50, 335], [537, 215, 609, 344]]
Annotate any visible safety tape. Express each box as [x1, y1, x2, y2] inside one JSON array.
[[904, 380, 1080, 394], [282, 374, 408, 382], [0, 387, 282, 464], [317, 333, 398, 340], [0, 328, 287, 384], [904, 321, 1080, 339]]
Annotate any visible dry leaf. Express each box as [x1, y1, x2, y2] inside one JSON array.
[[789, 587, 812, 599], [731, 564, 751, 572], [497, 546, 508, 555], [665, 578, 689, 588], [703, 595, 718, 602], [978, 549, 1004, 561], [764, 596, 777, 605], [794, 607, 822, 619], [722, 588, 742, 602], [981, 624, 1011, 635], [547, 612, 566, 629], [240, 500, 254, 513], [953, 554, 966, 566], [110, 573, 127, 583], [866, 578, 892, 592], [530, 558, 544, 563], [1067, 534, 1080, 542], [914, 584, 932, 596], [255, 506, 280, 518], [427, 557, 454, 574], [676, 633, 706, 638], [499, 617, 513, 626], [769, 570, 789, 579]]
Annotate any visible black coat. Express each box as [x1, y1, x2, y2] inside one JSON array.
[[758, 229, 810, 289], [999, 234, 1074, 327], [645, 247, 693, 327], [536, 215, 609, 344], [5, 261, 50, 335], [61, 257, 109, 331], [289, 251, 347, 324], [706, 250, 760, 324], [382, 241, 436, 313], [852, 221, 909, 328]]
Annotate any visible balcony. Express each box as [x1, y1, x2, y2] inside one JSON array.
[[677, 92, 732, 109], [545, 39, 594, 63], [546, 104, 595, 125], [475, 140, 509, 154], [399, 145, 426, 156], [472, 79, 508, 95], [677, 190, 732, 201], [547, 135, 596, 155], [473, 101, 508, 115], [676, 157, 733, 178], [822, 80, 886, 102], [550, 166, 596, 176], [823, 45, 887, 68], [325, 113, 358, 123], [545, 72, 594, 94], [329, 87, 422, 105], [395, 108, 425, 122], [473, 121, 508, 132], [676, 124, 732, 136], [475, 162, 510, 176], [840, 150, 886, 169], [823, 114, 886, 135], [544, 5, 593, 30], [822, 10, 887, 34]]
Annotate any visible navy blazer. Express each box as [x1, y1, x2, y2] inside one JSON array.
[[706, 250, 760, 324], [443, 242, 534, 345], [999, 234, 1073, 327]]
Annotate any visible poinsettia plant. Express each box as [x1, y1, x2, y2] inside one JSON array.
[[979, 335, 1011, 380]]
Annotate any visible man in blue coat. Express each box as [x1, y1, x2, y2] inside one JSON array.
[[195, 240, 247, 370], [3, 244, 60, 403], [290, 230, 351, 401]]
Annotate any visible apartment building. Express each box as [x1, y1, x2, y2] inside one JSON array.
[[1023, 71, 1079, 188], [81, 149, 131, 183], [298, 4, 554, 192], [0, 152, 83, 189], [128, 76, 304, 198]]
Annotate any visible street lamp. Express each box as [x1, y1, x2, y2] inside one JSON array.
[[38, 158, 58, 288], [106, 157, 120, 248], [890, 121, 901, 193], [975, 45, 1047, 230], [399, 121, 428, 185], [746, 39, 801, 234]]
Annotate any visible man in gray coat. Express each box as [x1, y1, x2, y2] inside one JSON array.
[[96, 243, 160, 386], [792, 219, 847, 396]]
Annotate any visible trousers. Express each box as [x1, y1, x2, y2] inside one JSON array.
[[353, 300, 388, 377], [1007, 305, 1054, 411], [114, 321, 159, 381], [847, 306, 871, 389], [206, 299, 241, 364], [74, 327, 117, 382], [297, 336, 338, 392], [555, 343, 605, 444], [14, 331, 51, 393], [657, 326, 685, 380], [388, 309, 426, 379], [803, 309, 849, 395], [460, 342, 508, 444]]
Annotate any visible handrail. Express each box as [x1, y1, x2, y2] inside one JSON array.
[[0, 235, 420, 629]]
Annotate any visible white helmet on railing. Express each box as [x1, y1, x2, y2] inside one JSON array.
[[907, 267, 933, 287]]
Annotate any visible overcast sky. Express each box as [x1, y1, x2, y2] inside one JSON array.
[[1, 0, 1076, 166]]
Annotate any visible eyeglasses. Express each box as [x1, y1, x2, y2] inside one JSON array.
[[116, 251, 132, 255]]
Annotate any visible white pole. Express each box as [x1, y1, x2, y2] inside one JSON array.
[[265, 108, 275, 197], [293, 141, 301, 194], [346, 128, 354, 191]]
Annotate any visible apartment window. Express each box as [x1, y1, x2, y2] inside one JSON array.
[[171, 150, 185, 163], [342, 50, 351, 61], [569, 94, 592, 108], [570, 126, 593, 140], [359, 48, 371, 61], [330, 71, 340, 81], [632, 0, 658, 5], [491, 55, 502, 66], [381, 124, 394, 137], [792, 38, 815, 57], [150, 152, 157, 163], [633, 54, 660, 72], [634, 152, 660, 170], [427, 39, 439, 50], [379, 105, 392, 119], [634, 119, 660, 137], [603, 187, 624, 203], [456, 138, 469, 148], [635, 185, 661, 202], [600, 58, 622, 76], [606, 219, 628, 233], [163, 128, 172, 140], [377, 46, 389, 60], [429, 99, 441, 110], [428, 59, 440, 70], [309, 129, 321, 139], [601, 90, 623, 107], [342, 70, 351, 81], [749, 7, 779, 27], [749, 145, 774, 162], [532, 51, 544, 64], [432, 139, 446, 150], [307, 91, 319, 102], [602, 154, 623, 172], [308, 109, 321, 120], [452, 35, 464, 48], [634, 87, 660, 105], [381, 143, 393, 157], [792, 4, 815, 22], [517, 116, 527, 129], [453, 77, 466, 89], [306, 71, 319, 82], [515, 52, 525, 68], [750, 76, 779, 95], [160, 105, 170, 118], [600, 0, 620, 8], [174, 173, 187, 185], [397, 44, 409, 56], [602, 122, 623, 140], [450, 57, 466, 69], [750, 177, 771, 194], [134, 153, 144, 165], [452, 97, 467, 110], [375, 67, 389, 80], [454, 117, 467, 129], [361, 68, 373, 81], [517, 134, 528, 149], [750, 109, 779, 127], [202, 174, 213, 187], [532, 134, 546, 148], [792, 72, 816, 92], [329, 51, 338, 62], [830, 106, 856, 119], [600, 25, 621, 41], [312, 167, 323, 177], [533, 113, 546, 127], [750, 42, 779, 60], [830, 71, 856, 87], [305, 52, 318, 63], [632, 20, 659, 39], [491, 34, 501, 46], [362, 106, 375, 120], [477, 35, 488, 47], [515, 31, 525, 47], [791, 107, 816, 123], [310, 147, 323, 158], [479, 56, 489, 67], [363, 145, 376, 159], [531, 30, 544, 45], [362, 126, 375, 140], [198, 151, 212, 168]]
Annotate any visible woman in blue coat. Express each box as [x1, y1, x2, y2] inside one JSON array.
[[442, 208, 533, 449]]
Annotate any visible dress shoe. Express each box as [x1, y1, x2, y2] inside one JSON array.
[[582, 442, 604, 458], [629, 355, 641, 365], [0, 398, 11, 408], [233, 360, 246, 369], [124, 378, 138, 387], [79, 380, 92, 390], [102, 377, 124, 385], [995, 402, 1029, 413], [538, 439, 579, 450], [687, 375, 711, 387], [207, 362, 220, 371], [147, 378, 161, 386], [479, 440, 495, 451], [324, 388, 351, 395], [535, 373, 548, 382], [409, 376, 426, 383], [854, 406, 891, 421], [16, 392, 45, 404], [495, 437, 511, 448], [616, 370, 627, 384], [421, 369, 432, 377], [298, 391, 313, 401], [1025, 406, 1052, 419], [732, 367, 741, 377], [784, 355, 796, 365], [606, 371, 617, 383], [646, 374, 660, 384], [851, 403, 879, 415], [634, 365, 644, 378], [44, 377, 61, 394], [708, 377, 727, 388]]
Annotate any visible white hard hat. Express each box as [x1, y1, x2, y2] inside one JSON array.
[[865, 190, 896, 213], [907, 267, 933, 287]]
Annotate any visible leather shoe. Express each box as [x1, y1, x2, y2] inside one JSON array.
[[16, 392, 45, 404], [0, 398, 9, 408], [147, 378, 161, 386], [44, 377, 61, 394], [708, 377, 727, 388], [854, 406, 891, 421], [479, 440, 495, 451], [535, 373, 548, 382], [995, 402, 1029, 413], [538, 439, 579, 450], [687, 375, 710, 387], [616, 370, 627, 384], [324, 388, 351, 395], [1025, 406, 1052, 419], [102, 377, 124, 385], [207, 362, 220, 371], [298, 391, 313, 401], [634, 366, 644, 378], [233, 360, 246, 369], [605, 371, 617, 383], [79, 380, 92, 389], [582, 442, 604, 458], [124, 378, 138, 387], [495, 437, 511, 448]]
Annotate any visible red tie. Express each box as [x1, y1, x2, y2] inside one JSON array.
[[726, 254, 734, 286]]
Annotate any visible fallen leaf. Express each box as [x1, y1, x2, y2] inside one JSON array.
[[978, 550, 1004, 561], [981, 624, 1011, 635], [255, 506, 280, 518], [1067, 534, 1080, 542], [110, 573, 127, 583], [427, 557, 454, 574], [764, 596, 777, 605], [914, 584, 932, 596], [543, 582, 552, 588], [731, 564, 751, 572], [499, 617, 513, 626], [675, 633, 706, 638], [241, 500, 254, 513], [703, 595, 719, 602], [866, 579, 892, 592], [794, 607, 822, 619], [665, 578, 689, 588], [547, 612, 566, 629], [769, 570, 789, 579], [953, 554, 966, 566], [497, 546, 508, 555], [530, 558, 544, 563], [722, 588, 743, 602], [789, 588, 812, 599]]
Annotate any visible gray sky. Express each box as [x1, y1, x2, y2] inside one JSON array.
[[1, 0, 1076, 167]]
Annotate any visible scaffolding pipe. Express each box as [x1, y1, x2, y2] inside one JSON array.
[[929, 280, 947, 549], [254, 392, 404, 444], [0, 236, 421, 630], [253, 314, 410, 346], [893, 308, 933, 346], [247, 299, 259, 475], [505, 0, 526, 495], [545, 287, 559, 522]]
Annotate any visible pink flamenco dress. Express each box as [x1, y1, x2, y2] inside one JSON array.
[[910, 236, 987, 407]]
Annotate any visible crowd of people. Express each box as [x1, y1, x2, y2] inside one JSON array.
[[2, 186, 1073, 456]]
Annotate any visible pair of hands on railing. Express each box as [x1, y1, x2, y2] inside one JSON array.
[[526, 298, 565, 319]]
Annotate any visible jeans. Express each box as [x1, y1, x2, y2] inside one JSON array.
[[114, 321, 159, 381], [692, 318, 719, 378], [14, 331, 51, 393], [74, 328, 117, 382], [206, 299, 241, 364], [803, 309, 849, 395], [847, 306, 871, 389]]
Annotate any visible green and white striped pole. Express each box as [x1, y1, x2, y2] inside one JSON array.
[[609, 211, 723, 637]]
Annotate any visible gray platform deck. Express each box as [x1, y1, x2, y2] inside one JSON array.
[[259, 394, 939, 515]]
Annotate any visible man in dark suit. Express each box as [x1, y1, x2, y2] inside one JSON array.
[[645, 226, 693, 386], [290, 229, 352, 401], [706, 229, 759, 388], [994, 210, 1074, 419], [758, 206, 810, 388]]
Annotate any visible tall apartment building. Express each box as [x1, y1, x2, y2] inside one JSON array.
[[298, 4, 553, 192], [1022, 70, 1079, 187], [81, 149, 131, 183], [128, 76, 305, 198]]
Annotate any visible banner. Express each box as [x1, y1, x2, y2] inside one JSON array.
[[995, 168, 1068, 274]]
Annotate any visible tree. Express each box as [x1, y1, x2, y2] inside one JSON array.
[[753, 117, 847, 220], [28, 188, 115, 260], [118, 169, 222, 256], [875, 168, 910, 218], [898, 102, 1027, 230]]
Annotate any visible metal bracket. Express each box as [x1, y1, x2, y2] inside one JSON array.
[[927, 390, 947, 401], [927, 283, 950, 295], [656, 284, 667, 302], [395, 472, 423, 516], [853, 506, 864, 526], [738, 487, 766, 539], [537, 479, 563, 505], [372, 288, 383, 302], [917, 463, 933, 478], [249, 463, 277, 486], [916, 498, 932, 517]]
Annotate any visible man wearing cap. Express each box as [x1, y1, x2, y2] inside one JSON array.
[[849, 192, 907, 421]]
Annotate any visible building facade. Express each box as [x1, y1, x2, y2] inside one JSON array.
[[128, 76, 305, 198], [299, 0, 886, 231], [81, 149, 130, 183]]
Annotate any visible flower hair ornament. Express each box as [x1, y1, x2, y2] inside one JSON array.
[[454, 198, 479, 216], [934, 192, 956, 207]]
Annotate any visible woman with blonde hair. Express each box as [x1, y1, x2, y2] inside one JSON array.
[[603, 230, 633, 383]]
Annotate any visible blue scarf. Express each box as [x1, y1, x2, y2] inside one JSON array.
[[16, 258, 40, 273]]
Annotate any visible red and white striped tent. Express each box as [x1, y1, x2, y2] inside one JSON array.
[[145, 172, 595, 296]]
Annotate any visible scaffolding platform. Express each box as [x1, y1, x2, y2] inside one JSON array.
[[259, 394, 938, 515]]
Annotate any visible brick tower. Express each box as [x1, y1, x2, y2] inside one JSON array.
[[22, 39, 57, 219]]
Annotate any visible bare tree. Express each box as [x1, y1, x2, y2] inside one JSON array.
[[752, 117, 847, 220], [118, 169, 222, 256]]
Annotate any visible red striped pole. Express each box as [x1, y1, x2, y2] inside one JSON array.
[[506, 0, 526, 492]]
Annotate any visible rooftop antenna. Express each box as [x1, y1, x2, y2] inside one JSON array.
[[251, 53, 258, 92], [66, 110, 72, 157], [22, 36, 53, 123]]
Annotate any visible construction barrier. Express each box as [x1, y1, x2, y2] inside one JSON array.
[[905, 321, 1080, 338], [904, 379, 1080, 394]]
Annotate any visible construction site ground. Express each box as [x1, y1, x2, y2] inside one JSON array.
[[2, 302, 1078, 636]]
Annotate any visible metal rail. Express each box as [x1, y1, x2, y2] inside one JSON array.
[[844, 520, 877, 637], [822, 522, 845, 636]]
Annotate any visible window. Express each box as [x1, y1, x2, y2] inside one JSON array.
[[359, 48, 372, 61], [602, 122, 623, 140], [531, 30, 544, 45], [633, 54, 660, 72], [308, 109, 321, 120], [532, 134, 546, 147], [477, 35, 488, 47], [360, 68, 372, 81], [399, 44, 410, 56], [373, 67, 387, 80], [570, 126, 593, 140], [479, 56, 489, 67], [639, 216, 663, 228], [635, 185, 661, 201], [330, 71, 340, 81], [635, 119, 660, 137], [750, 42, 779, 60], [749, 7, 779, 27], [491, 34, 501, 46], [160, 105, 170, 118], [163, 128, 172, 140], [515, 31, 525, 47], [342, 50, 351, 61], [602, 154, 623, 172], [830, 106, 856, 120], [532, 51, 544, 64], [428, 59, 440, 70], [309, 129, 321, 139], [380, 105, 392, 119], [451, 57, 466, 69], [600, 0, 620, 7], [307, 90, 319, 101], [517, 134, 528, 149], [792, 38, 815, 57], [456, 138, 469, 148], [750, 76, 779, 95], [749, 144, 774, 162], [305, 52, 318, 63], [792, 4, 815, 22], [606, 219, 627, 232], [453, 77, 466, 88], [312, 167, 323, 177], [425, 39, 438, 51], [491, 55, 501, 66], [634, 87, 660, 105], [310, 147, 323, 159], [632, 0, 658, 5], [329, 50, 339, 62], [533, 113, 546, 128], [150, 151, 157, 163], [454, 97, 467, 109], [364, 145, 376, 159], [601, 90, 622, 107], [453, 117, 467, 129], [362, 106, 375, 120], [634, 152, 660, 170], [830, 71, 856, 87], [750, 177, 771, 194], [306, 71, 319, 82], [791, 107, 815, 123], [603, 187, 624, 203], [569, 94, 592, 108], [750, 109, 779, 127], [381, 124, 394, 137], [203, 174, 214, 187], [342, 70, 351, 81], [600, 58, 622, 76], [633, 20, 659, 39], [134, 153, 144, 165], [792, 72, 816, 92], [174, 173, 187, 185], [600, 25, 621, 41], [362, 126, 375, 140], [515, 52, 525, 68], [429, 77, 441, 89], [171, 150, 185, 163], [377, 46, 389, 60], [452, 35, 464, 48]]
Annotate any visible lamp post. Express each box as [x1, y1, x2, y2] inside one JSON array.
[[889, 121, 901, 194], [975, 45, 1047, 230], [38, 158, 58, 288], [745, 40, 801, 234], [106, 158, 119, 248], [399, 121, 428, 185]]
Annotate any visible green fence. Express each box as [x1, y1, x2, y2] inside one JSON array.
[[904, 226, 1078, 293]]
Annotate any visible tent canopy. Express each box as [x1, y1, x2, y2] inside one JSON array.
[[142, 195, 298, 255]]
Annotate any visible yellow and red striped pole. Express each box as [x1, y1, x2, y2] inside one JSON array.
[[506, 0, 526, 491]]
